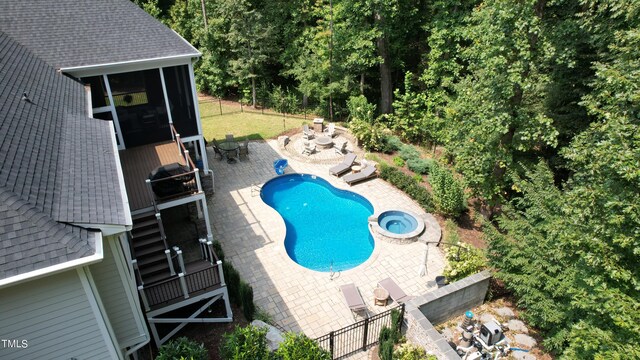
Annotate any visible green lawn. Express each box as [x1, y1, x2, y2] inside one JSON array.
[[199, 99, 308, 141]]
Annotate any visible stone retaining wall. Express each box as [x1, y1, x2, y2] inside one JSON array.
[[404, 270, 492, 360]]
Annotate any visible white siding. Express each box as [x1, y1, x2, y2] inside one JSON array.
[[0, 270, 114, 360], [89, 235, 148, 349]]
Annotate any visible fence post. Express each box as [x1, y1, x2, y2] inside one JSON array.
[[399, 303, 405, 331], [218, 97, 223, 115], [362, 317, 369, 352], [329, 331, 334, 359]]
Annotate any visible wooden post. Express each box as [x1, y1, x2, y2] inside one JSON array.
[[217, 260, 225, 286], [176, 250, 186, 274], [138, 285, 150, 311]]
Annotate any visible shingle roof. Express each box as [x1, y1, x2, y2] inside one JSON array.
[[0, 0, 200, 70], [0, 32, 128, 280]]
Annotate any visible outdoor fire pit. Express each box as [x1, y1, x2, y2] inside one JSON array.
[[314, 136, 333, 149]]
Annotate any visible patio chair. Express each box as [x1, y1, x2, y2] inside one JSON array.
[[302, 141, 316, 156], [324, 122, 336, 137], [238, 138, 249, 160], [329, 153, 357, 177], [340, 283, 368, 320], [333, 141, 347, 154], [210, 139, 224, 161], [303, 124, 315, 139], [378, 277, 413, 304], [343, 164, 377, 185], [225, 134, 235, 143]]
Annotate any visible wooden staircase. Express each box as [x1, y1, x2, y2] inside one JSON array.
[[131, 212, 173, 284]]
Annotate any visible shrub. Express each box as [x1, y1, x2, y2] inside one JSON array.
[[378, 327, 395, 360], [347, 95, 376, 123], [270, 86, 299, 114], [220, 325, 270, 360], [386, 135, 404, 152], [212, 241, 225, 262], [276, 333, 331, 360], [406, 158, 435, 175], [429, 164, 466, 218], [239, 281, 256, 321], [412, 174, 423, 183], [393, 343, 435, 360], [379, 166, 434, 212], [156, 337, 208, 360], [398, 144, 420, 161], [443, 243, 487, 282], [390, 308, 402, 340], [349, 118, 389, 152], [223, 262, 241, 305], [393, 156, 405, 167]]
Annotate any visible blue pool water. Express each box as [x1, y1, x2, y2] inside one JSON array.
[[261, 174, 374, 272]]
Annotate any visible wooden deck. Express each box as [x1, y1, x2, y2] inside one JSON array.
[[120, 142, 186, 211]]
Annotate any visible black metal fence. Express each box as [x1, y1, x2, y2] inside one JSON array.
[[315, 304, 405, 360]]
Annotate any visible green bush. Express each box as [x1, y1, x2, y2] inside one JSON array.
[[223, 262, 241, 305], [412, 174, 423, 183], [349, 119, 389, 152], [379, 166, 434, 212], [393, 156, 406, 167], [429, 164, 466, 218], [275, 333, 331, 360], [270, 86, 299, 114], [239, 281, 256, 321], [385, 135, 404, 152], [156, 337, 208, 360], [398, 144, 420, 161], [390, 308, 402, 340], [220, 325, 270, 360], [406, 158, 435, 175], [379, 339, 394, 360], [347, 95, 376, 123], [212, 241, 225, 262], [443, 243, 487, 282], [393, 343, 435, 360]]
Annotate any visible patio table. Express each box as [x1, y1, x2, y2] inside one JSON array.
[[219, 141, 239, 163]]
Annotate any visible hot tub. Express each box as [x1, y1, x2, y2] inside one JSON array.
[[369, 210, 425, 243]]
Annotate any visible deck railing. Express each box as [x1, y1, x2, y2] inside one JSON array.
[[315, 304, 405, 360], [144, 124, 202, 210], [137, 262, 223, 311]]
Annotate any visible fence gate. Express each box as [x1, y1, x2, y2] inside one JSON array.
[[315, 304, 404, 360]]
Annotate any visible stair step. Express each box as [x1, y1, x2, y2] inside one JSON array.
[[140, 262, 171, 277], [142, 271, 174, 285], [133, 234, 164, 249], [132, 227, 161, 239], [135, 243, 166, 257], [132, 211, 156, 221], [132, 218, 158, 231], [138, 253, 167, 266]]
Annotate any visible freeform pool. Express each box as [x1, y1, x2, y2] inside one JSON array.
[[260, 174, 374, 272]]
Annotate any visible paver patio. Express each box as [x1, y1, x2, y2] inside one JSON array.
[[206, 139, 446, 340]]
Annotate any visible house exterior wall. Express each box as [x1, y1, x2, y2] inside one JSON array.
[[0, 269, 118, 360], [89, 234, 149, 352]]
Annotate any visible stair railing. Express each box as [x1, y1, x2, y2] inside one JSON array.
[[155, 213, 168, 249], [165, 249, 176, 276], [173, 246, 186, 275]]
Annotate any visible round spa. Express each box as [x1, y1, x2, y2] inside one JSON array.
[[370, 210, 425, 243]]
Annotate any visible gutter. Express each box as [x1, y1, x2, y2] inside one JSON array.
[[0, 231, 104, 289]]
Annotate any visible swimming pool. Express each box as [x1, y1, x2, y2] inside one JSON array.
[[260, 174, 374, 272]]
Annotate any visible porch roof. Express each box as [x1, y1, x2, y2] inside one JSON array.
[[0, 0, 200, 70]]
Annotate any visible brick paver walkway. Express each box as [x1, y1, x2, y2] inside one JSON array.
[[206, 139, 446, 343]]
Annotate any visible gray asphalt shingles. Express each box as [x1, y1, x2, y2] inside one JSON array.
[[0, 0, 199, 69], [0, 32, 125, 280]]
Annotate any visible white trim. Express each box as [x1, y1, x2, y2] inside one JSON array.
[[85, 85, 93, 116], [62, 54, 199, 78], [92, 105, 112, 114], [109, 123, 133, 228], [188, 61, 210, 174], [180, 134, 204, 143], [0, 231, 104, 288], [70, 223, 128, 236], [78, 267, 123, 360], [103, 74, 126, 150], [158, 67, 174, 124], [109, 238, 150, 349]]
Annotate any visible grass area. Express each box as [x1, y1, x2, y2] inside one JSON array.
[[199, 99, 308, 141]]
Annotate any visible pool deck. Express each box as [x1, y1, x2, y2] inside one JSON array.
[[206, 139, 446, 343]]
